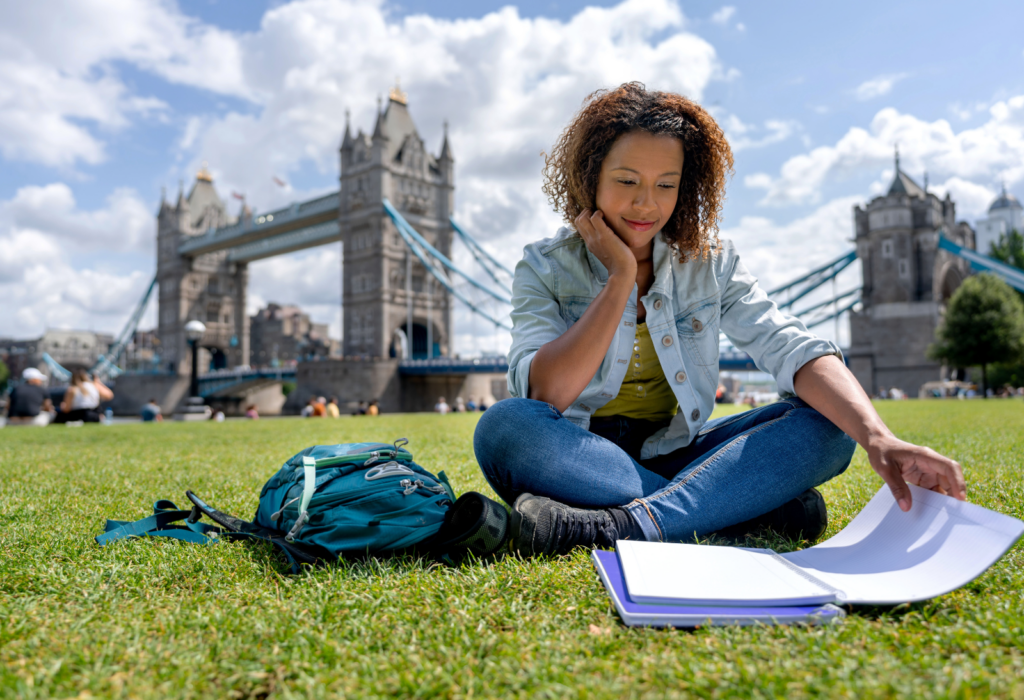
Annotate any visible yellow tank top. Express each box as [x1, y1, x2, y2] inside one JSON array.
[[593, 322, 679, 422]]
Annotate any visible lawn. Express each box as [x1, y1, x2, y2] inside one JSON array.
[[1, 400, 1023, 699]]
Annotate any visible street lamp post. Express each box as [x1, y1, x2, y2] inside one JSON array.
[[175, 320, 208, 421]]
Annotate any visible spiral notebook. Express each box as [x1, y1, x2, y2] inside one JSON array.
[[615, 484, 1024, 608]]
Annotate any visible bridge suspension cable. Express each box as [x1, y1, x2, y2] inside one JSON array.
[[91, 275, 158, 379], [939, 233, 1024, 292], [383, 200, 512, 330], [449, 217, 514, 294]]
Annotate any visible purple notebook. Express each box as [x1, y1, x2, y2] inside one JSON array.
[[592, 549, 845, 628]]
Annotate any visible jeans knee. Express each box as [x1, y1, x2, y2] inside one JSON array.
[[473, 399, 554, 483]]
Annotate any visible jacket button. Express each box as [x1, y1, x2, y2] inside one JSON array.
[[692, 318, 703, 332], [662, 336, 673, 347], [675, 371, 687, 383], [653, 299, 663, 310], [691, 408, 700, 420]]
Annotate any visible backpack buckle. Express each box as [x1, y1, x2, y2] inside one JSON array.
[[365, 462, 415, 480]]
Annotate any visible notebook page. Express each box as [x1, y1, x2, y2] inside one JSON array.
[[617, 540, 836, 606], [782, 484, 1024, 605]]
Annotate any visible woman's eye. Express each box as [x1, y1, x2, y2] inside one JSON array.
[[618, 179, 637, 186], [658, 183, 677, 189]]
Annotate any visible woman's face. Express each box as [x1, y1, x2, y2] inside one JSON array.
[[594, 131, 684, 253]]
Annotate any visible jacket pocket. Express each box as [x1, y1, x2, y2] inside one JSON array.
[[675, 301, 720, 367], [558, 296, 594, 330]]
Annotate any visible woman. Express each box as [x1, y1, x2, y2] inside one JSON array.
[[473, 83, 966, 557], [58, 369, 113, 423]]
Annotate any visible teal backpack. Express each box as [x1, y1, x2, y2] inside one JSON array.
[[97, 438, 510, 573], [253, 438, 454, 556]]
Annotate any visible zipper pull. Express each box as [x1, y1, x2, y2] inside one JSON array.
[[270, 496, 300, 521]]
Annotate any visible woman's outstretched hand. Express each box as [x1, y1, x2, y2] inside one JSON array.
[[866, 435, 967, 512], [793, 355, 968, 512], [575, 209, 636, 280]]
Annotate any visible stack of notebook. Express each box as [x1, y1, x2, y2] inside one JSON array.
[[592, 484, 1024, 628]]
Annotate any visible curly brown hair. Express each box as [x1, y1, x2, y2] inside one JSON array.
[[542, 82, 734, 261]]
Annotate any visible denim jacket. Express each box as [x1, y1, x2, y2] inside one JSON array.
[[507, 227, 841, 459]]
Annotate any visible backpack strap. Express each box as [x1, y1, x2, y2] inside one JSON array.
[[285, 455, 317, 542], [96, 500, 222, 546], [185, 490, 330, 573]]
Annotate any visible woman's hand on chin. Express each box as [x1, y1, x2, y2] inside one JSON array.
[[575, 209, 636, 280]]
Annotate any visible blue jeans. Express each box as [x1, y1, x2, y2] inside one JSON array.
[[473, 398, 855, 542]]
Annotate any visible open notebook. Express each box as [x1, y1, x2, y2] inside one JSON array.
[[617, 484, 1024, 607]]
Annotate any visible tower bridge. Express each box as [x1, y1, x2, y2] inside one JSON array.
[[103, 90, 1024, 415]]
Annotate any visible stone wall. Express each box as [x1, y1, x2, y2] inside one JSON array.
[[109, 374, 190, 417], [283, 358, 509, 414]]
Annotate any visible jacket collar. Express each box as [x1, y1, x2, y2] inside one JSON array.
[[585, 233, 676, 294]]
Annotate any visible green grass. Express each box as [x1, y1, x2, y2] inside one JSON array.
[[2, 401, 1024, 699]]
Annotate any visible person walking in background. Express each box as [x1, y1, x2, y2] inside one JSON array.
[[245, 404, 259, 420], [56, 369, 113, 424], [5, 368, 51, 426], [367, 399, 379, 416], [435, 397, 450, 414], [326, 397, 340, 417], [141, 398, 163, 422]]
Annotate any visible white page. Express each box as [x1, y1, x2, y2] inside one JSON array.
[[782, 484, 1024, 605], [617, 540, 836, 606]]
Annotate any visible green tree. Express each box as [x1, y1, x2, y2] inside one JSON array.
[[0, 358, 8, 391], [929, 273, 1024, 396], [989, 229, 1024, 271]]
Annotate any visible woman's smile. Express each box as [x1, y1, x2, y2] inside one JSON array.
[[622, 217, 656, 232]]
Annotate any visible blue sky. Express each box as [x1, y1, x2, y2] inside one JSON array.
[[2, 0, 1023, 353]]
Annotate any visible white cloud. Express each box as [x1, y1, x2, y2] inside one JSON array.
[[180, 0, 728, 213], [710, 6, 736, 25], [1, 183, 154, 254], [0, 0, 245, 168], [721, 114, 800, 152], [745, 97, 1024, 207], [854, 73, 910, 101], [0, 183, 154, 337]]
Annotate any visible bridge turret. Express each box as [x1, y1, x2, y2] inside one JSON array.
[[338, 83, 453, 360], [847, 156, 975, 398]]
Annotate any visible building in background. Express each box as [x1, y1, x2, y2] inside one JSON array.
[[975, 185, 1023, 255], [847, 155, 975, 397], [250, 303, 339, 366], [0, 330, 114, 380]]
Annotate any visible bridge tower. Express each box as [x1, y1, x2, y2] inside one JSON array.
[[847, 153, 975, 396], [156, 166, 250, 376], [339, 85, 454, 359]]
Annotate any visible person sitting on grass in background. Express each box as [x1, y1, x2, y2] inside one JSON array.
[[455, 397, 466, 412], [466, 397, 478, 412], [301, 397, 316, 418], [326, 396, 340, 418], [473, 82, 967, 557], [245, 404, 259, 420], [435, 397, 450, 414], [5, 368, 51, 426], [141, 398, 163, 423], [56, 369, 113, 424], [367, 399, 379, 416], [314, 397, 327, 417]]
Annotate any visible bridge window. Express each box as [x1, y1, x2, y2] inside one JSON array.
[[207, 308, 220, 323], [881, 239, 894, 258], [898, 259, 910, 279], [223, 313, 231, 324]]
